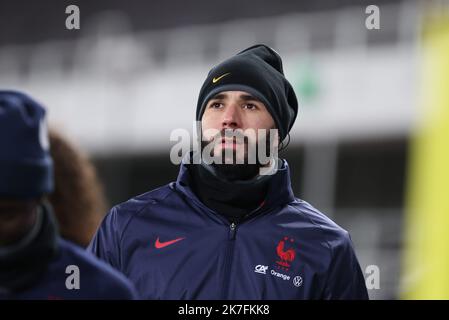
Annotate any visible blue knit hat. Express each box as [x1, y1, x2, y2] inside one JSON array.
[[0, 90, 53, 198]]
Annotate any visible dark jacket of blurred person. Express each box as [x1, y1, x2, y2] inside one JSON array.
[[48, 129, 106, 247], [0, 91, 137, 299]]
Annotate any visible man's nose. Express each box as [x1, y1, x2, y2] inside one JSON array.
[[221, 105, 241, 129]]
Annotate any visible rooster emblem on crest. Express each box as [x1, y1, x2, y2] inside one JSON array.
[[276, 237, 296, 270]]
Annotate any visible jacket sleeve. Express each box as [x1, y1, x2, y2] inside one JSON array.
[[322, 231, 369, 300], [87, 206, 123, 271]]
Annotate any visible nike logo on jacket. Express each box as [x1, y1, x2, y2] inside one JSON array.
[[155, 237, 185, 249]]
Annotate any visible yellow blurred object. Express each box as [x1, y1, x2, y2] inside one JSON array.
[[401, 12, 449, 299]]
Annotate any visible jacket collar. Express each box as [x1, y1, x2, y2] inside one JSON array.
[[175, 154, 296, 221]]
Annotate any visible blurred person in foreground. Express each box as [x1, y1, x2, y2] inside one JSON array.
[[0, 90, 137, 299], [49, 129, 107, 247], [89, 45, 368, 299]]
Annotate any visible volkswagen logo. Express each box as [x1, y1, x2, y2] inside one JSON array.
[[293, 275, 303, 287]]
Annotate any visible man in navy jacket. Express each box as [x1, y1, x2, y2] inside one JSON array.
[[89, 45, 369, 299], [0, 91, 137, 299]]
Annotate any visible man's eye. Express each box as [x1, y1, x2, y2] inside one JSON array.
[[243, 104, 257, 110], [209, 103, 222, 109]]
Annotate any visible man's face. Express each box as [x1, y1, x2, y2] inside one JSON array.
[[201, 91, 276, 165]]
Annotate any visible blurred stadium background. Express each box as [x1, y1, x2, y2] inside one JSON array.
[[1, 0, 448, 299]]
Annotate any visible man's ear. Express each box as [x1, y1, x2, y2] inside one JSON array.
[[279, 133, 290, 152]]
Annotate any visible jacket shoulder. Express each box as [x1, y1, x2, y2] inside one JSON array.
[[111, 183, 175, 220], [90, 183, 178, 256], [289, 199, 352, 248], [118, 183, 173, 208]]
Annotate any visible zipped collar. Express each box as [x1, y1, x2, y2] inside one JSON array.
[[175, 155, 295, 223]]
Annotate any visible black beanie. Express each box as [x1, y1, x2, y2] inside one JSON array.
[[196, 44, 298, 142], [0, 90, 54, 198]]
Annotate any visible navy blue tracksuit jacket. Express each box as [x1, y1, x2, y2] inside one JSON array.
[[89, 160, 369, 299]]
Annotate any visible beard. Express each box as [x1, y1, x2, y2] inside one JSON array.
[[200, 128, 275, 181]]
